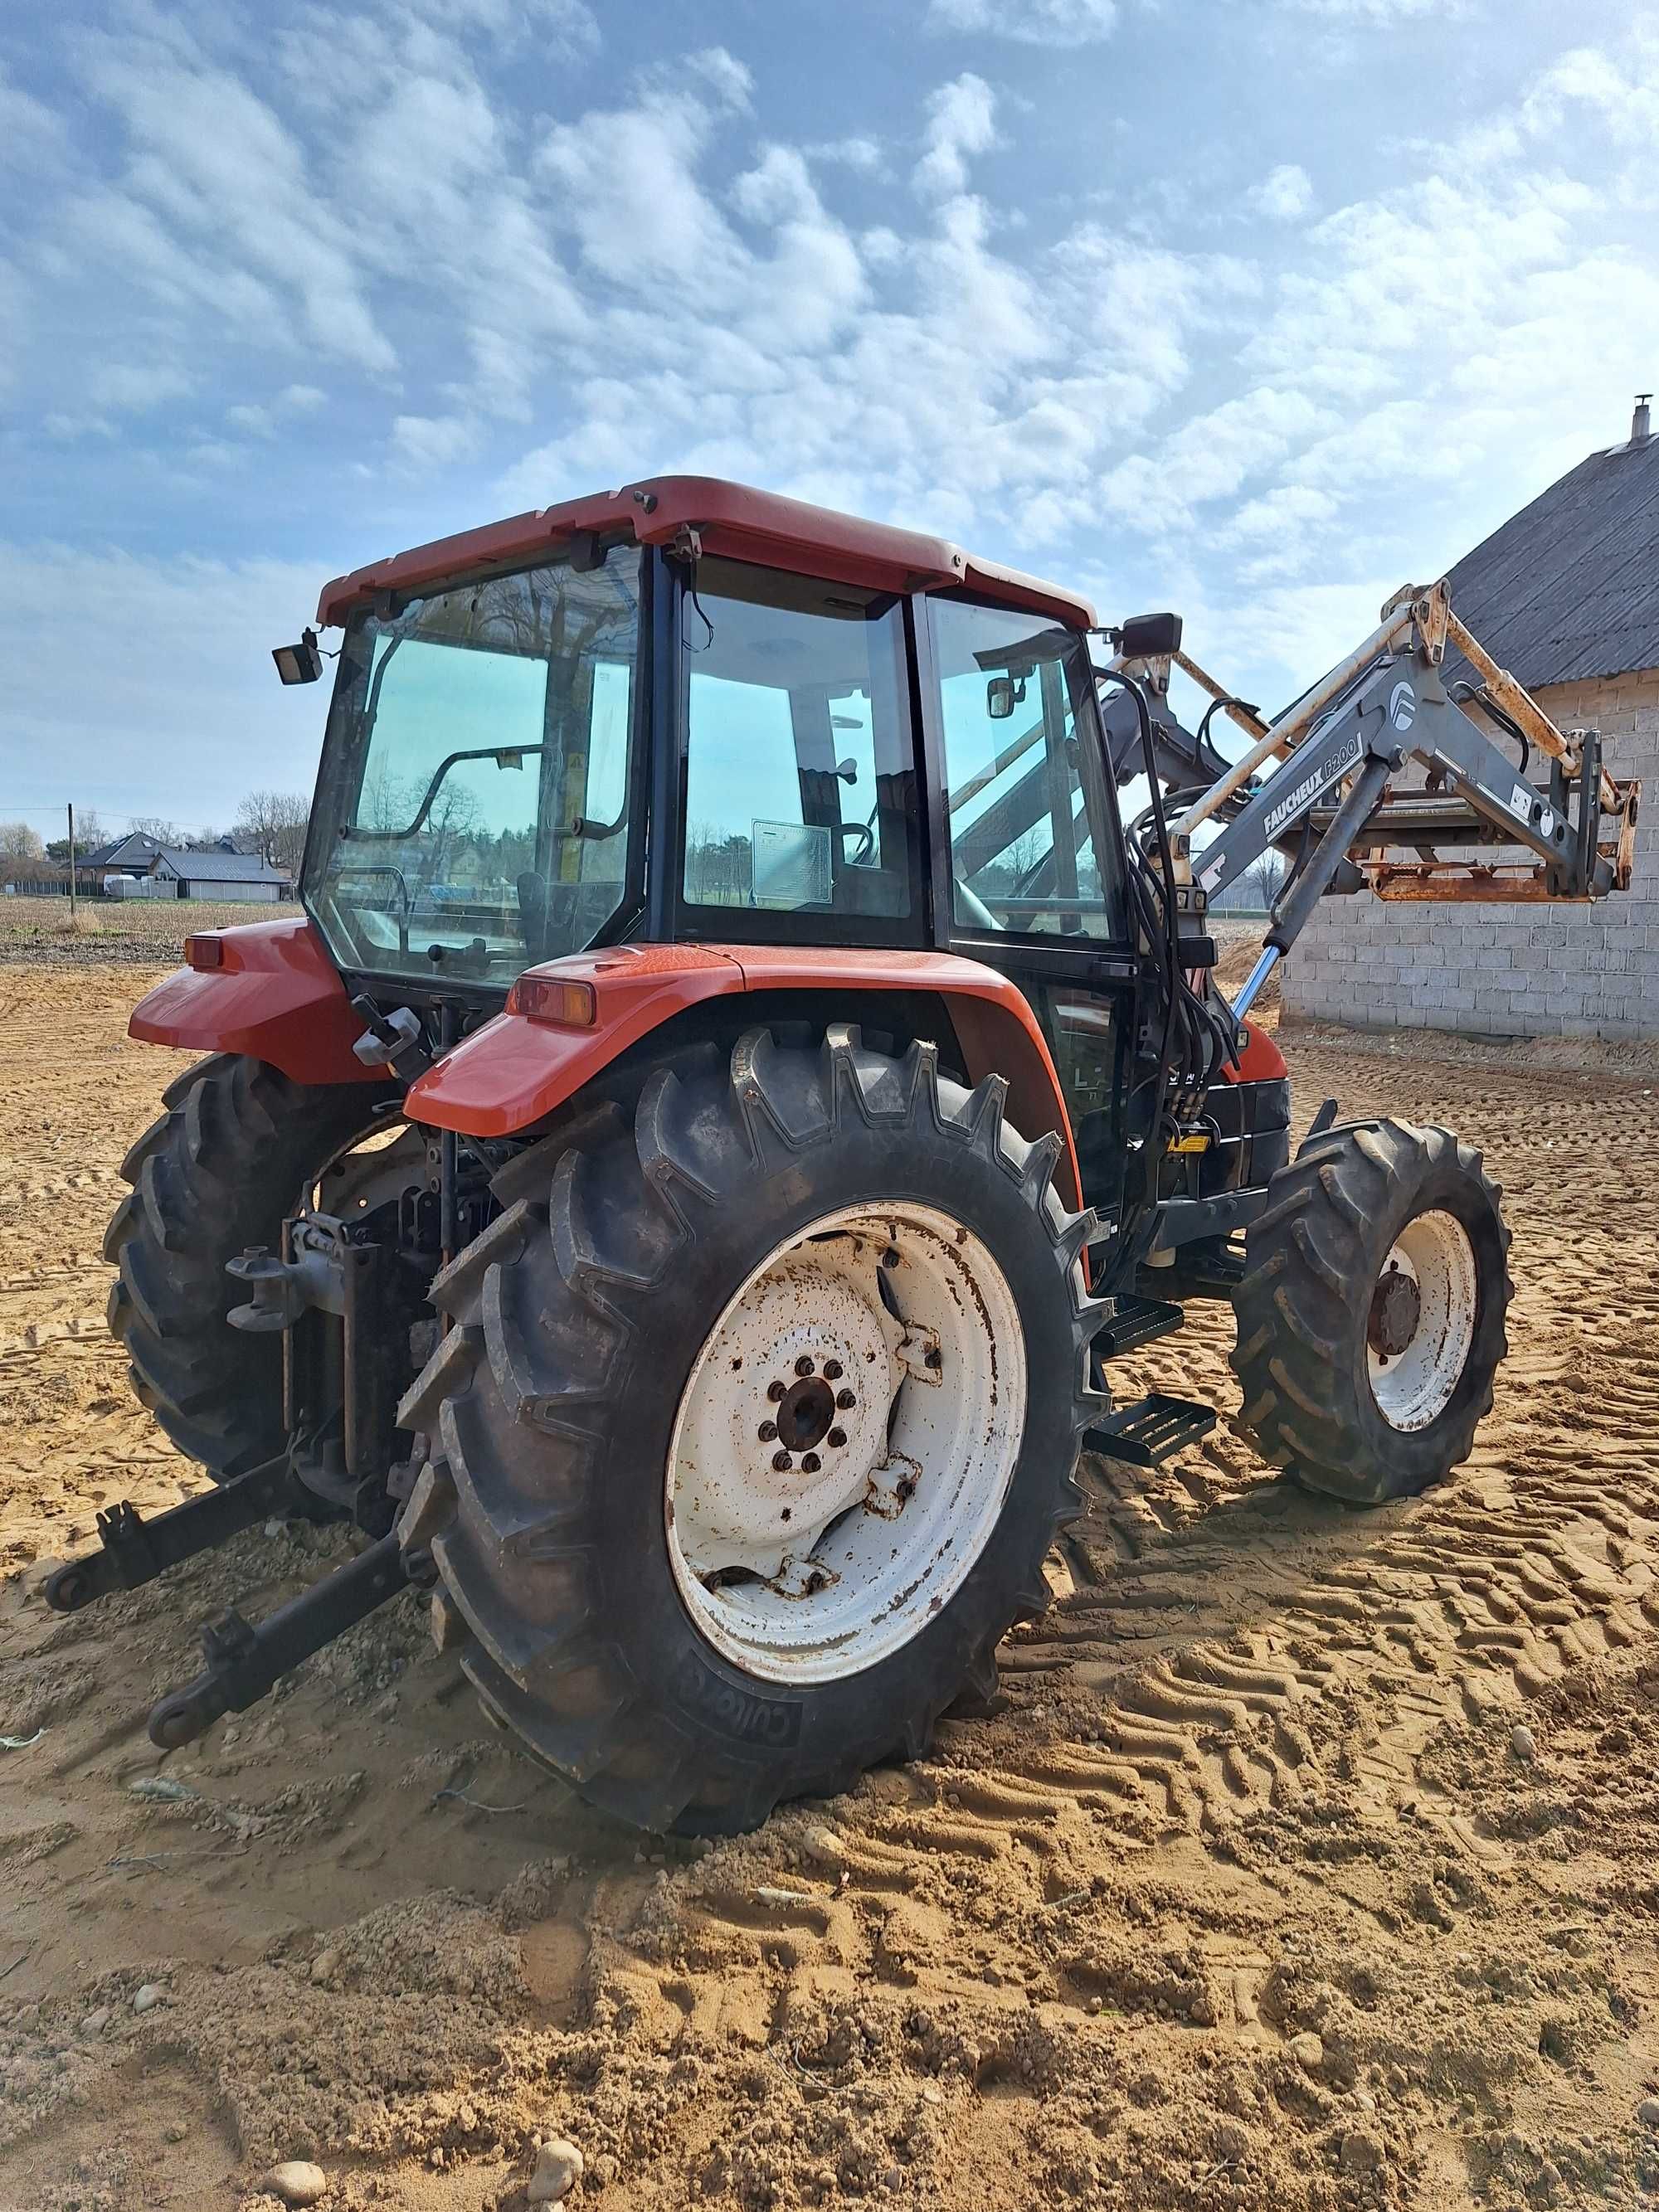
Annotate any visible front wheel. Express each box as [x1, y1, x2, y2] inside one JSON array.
[[1229, 1117, 1512, 1505], [397, 1024, 1102, 1835]]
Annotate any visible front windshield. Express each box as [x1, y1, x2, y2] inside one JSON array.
[[305, 546, 642, 985]]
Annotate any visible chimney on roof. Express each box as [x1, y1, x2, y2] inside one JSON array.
[[1635, 392, 1653, 442]]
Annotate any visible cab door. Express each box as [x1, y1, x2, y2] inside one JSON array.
[[914, 595, 1141, 1223]]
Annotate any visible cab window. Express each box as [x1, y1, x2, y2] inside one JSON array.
[[931, 599, 1123, 939], [679, 560, 920, 928]]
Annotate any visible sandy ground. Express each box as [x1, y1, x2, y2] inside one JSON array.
[[2, 955, 1657, 2212]]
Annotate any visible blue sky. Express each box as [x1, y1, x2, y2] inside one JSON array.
[[2, 0, 1657, 842]]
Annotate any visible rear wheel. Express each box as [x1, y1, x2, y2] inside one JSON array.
[[397, 1024, 1102, 1835], [104, 1054, 387, 1480], [1229, 1117, 1511, 1505]]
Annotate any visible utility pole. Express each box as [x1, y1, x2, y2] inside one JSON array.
[[67, 803, 76, 921]]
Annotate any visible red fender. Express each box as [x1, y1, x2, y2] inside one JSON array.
[[403, 943, 1085, 1210], [128, 916, 384, 1087], [1218, 1018, 1287, 1084]]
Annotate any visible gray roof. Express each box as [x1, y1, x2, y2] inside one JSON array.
[[152, 845, 286, 883], [1443, 428, 1659, 688], [84, 832, 163, 868]]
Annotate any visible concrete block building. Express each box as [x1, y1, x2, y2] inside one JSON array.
[[1284, 401, 1659, 1041]]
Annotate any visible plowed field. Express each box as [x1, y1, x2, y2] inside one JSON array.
[[2, 960, 1655, 2212]]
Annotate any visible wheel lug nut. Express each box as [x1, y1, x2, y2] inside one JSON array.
[[836, 1388, 855, 1409], [824, 1360, 842, 1380], [772, 1450, 793, 1471], [827, 1428, 847, 1449], [801, 1452, 821, 1474], [767, 1380, 787, 1402], [795, 1355, 815, 1377], [759, 1421, 777, 1441]]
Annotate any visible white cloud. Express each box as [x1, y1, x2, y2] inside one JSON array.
[[805, 136, 884, 173], [87, 362, 194, 413], [538, 80, 734, 287], [43, 412, 114, 442], [392, 413, 484, 468], [226, 382, 328, 440], [0, 63, 63, 165], [679, 46, 755, 112], [401, 0, 600, 56], [912, 73, 998, 198], [1252, 163, 1313, 221], [0, 257, 28, 398], [1282, 0, 1444, 17], [281, 9, 587, 423], [71, 27, 393, 373], [926, 0, 1117, 45]]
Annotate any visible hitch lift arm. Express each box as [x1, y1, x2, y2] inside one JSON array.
[[42, 1456, 298, 1613]]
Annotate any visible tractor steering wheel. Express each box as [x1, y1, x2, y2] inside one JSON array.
[[839, 820, 877, 866]]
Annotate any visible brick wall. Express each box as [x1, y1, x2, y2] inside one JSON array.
[[1280, 668, 1659, 1040]]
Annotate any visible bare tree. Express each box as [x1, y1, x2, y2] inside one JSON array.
[[1248, 853, 1287, 912], [0, 820, 46, 874], [126, 816, 187, 845], [46, 809, 106, 863], [235, 790, 311, 875]]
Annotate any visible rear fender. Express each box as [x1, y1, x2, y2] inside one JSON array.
[[403, 943, 1083, 1209], [129, 916, 383, 1087]]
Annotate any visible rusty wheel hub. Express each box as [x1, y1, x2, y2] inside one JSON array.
[[774, 1373, 837, 1453], [1366, 1263, 1422, 1361]]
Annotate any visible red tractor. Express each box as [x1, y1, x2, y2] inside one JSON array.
[[56, 477, 1634, 1834]]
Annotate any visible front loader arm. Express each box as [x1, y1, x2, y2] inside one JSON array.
[[1160, 581, 1639, 1008]]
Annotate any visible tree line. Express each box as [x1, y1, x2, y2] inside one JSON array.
[[0, 791, 312, 880]]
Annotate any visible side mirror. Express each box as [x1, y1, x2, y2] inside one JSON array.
[[272, 629, 323, 685], [1117, 611, 1183, 660], [834, 756, 859, 785], [986, 674, 1028, 720]]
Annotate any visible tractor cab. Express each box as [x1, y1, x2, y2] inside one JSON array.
[[299, 477, 1235, 1246], [303, 479, 1121, 970]]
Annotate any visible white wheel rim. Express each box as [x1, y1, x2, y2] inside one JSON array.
[[1366, 1208, 1478, 1431], [664, 1202, 1027, 1685]]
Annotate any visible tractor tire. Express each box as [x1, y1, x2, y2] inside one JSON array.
[[397, 1024, 1102, 1835], [104, 1053, 383, 1480], [1229, 1117, 1511, 1505]]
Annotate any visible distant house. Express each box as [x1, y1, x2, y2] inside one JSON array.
[[146, 844, 290, 902], [1285, 396, 1659, 1042], [78, 830, 166, 883]]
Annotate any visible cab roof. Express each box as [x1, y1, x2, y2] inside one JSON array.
[[315, 474, 1096, 633]]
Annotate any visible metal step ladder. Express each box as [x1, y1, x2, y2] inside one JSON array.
[[1091, 1294, 1185, 1361], [1085, 1393, 1218, 1468]]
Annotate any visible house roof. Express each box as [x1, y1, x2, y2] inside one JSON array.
[[151, 846, 286, 883], [84, 832, 163, 868], [316, 474, 1097, 634], [1444, 425, 1659, 688]]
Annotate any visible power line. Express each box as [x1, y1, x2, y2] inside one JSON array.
[[0, 801, 233, 836]]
